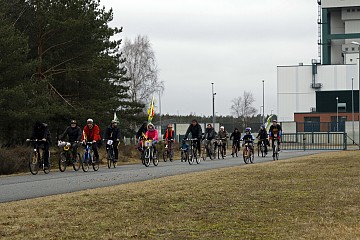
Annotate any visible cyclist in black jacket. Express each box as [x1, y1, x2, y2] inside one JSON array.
[[59, 120, 82, 162], [31, 121, 51, 168], [230, 128, 241, 156], [256, 125, 268, 154], [105, 120, 121, 162], [184, 119, 203, 154]]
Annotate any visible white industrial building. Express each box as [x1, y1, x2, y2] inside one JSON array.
[[277, 0, 360, 123]]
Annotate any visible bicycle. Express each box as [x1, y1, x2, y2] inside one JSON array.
[[27, 139, 51, 175], [257, 139, 267, 158], [271, 134, 280, 160], [143, 139, 159, 167], [242, 142, 254, 164], [231, 140, 240, 157], [163, 139, 174, 162], [58, 141, 81, 172], [216, 138, 226, 159], [104, 139, 117, 168], [81, 142, 100, 172], [202, 139, 214, 161], [180, 141, 189, 162], [186, 138, 200, 165]]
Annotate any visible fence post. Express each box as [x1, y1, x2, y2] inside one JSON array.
[[344, 133, 347, 150], [303, 133, 306, 151]]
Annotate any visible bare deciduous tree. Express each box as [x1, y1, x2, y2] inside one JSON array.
[[121, 35, 164, 104], [230, 91, 257, 128]]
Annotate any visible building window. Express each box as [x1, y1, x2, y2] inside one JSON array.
[[350, 59, 353, 62], [347, 9, 350, 12], [345, 47, 349, 51], [352, 9, 355, 12], [352, 47, 355, 51]]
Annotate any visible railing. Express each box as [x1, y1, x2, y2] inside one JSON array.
[[281, 132, 347, 151]]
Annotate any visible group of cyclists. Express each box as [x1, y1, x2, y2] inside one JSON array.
[[28, 117, 282, 170], [177, 119, 283, 159], [29, 118, 121, 169]]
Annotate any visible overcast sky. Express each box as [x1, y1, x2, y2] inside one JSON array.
[[101, 0, 319, 117]]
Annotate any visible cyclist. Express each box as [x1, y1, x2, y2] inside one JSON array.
[[203, 123, 216, 157], [145, 123, 159, 157], [163, 124, 175, 160], [241, 127, 255, 155], [104, 120, 121, 162], [269, 119, 282, 152], [184, 119, 203, 155], [30, 121, 51, 169], [59, 120, 82, 162], [82, 118, 101, 162], [256, 125, 268, 155], [216, 126, 228, 157], [136, 121, 148, 152], [230, 128, 241, 156]]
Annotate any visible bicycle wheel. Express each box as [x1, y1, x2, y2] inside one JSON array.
[[221, 147, 225, 159], [29, 151, 39, 175], [163, 150, 168, 162], [92, 153, 99, 171], [250, 152, 254, 164], [169, 148, 174, 162], [276, 145, 279, 160], [188, 148, 194, 165], [59, 152, 67, 172], [202, 146, 207, 161], [73, 153, 81, 171], [43, 151, 51, 174], [235, 146, 238, 157], [144, 148, 151, 167], [243, 150, 250, 164], [107, 149, 112, 169], [195, 149, 200, 164], [153, 149, 159, 166], [112, 151, 117, 168], [82, 155, 90, 172]]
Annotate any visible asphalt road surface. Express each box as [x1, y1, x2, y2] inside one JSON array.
[[0, 150, 328, 203]]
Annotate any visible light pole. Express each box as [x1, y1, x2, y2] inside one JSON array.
[[260, 106, 263, 123], [352, 77, 355, 144], [351, 41, 360, 148], [336, 97, 339, 132], [211, 83, 216, 127], [262, 80, 265, 123]]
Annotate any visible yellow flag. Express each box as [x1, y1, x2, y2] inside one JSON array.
[[147, 96, 155, 122], [265, 114, 273, 132]]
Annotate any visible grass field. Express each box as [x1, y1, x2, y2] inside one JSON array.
[[1, 151, 360, 239]]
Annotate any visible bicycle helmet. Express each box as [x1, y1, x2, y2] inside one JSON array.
[[70, 120, 77, 124], [111, 120, 118, 124], [87, 118, 94, 124], [260, 125, 265, 129], [245, 127, 251, 133], [147, 123, 155, 131]]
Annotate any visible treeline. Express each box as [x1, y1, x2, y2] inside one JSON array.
[[152, 114, 276, 133], [0, 0, 144, 146]]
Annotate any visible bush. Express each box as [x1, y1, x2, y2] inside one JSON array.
[[0, 146, 29, 175]]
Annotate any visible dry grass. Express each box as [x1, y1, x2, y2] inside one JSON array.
[[1, 151, 360, 239]]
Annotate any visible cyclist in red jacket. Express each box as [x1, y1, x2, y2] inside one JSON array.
[[82, 118, 101, 162]]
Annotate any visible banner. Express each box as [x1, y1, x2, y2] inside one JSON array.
[[147, 96, 155, 122], [113, 112, 119, 123], [265, 114, 273, 132]]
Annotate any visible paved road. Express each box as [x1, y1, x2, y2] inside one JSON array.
[[0, 150, 327, 203]]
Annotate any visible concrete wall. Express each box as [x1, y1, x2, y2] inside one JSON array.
[[277, 64, 358, 121], [322, 0, 360, 8]]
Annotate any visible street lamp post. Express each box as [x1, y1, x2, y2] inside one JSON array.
[[351, 41, 360, 148], [262, 80, 265, 123], [211, 83, 216, 127], [260, 106, 263, 123], [336, 97, 339, 132], [352, 77, 355, 144]]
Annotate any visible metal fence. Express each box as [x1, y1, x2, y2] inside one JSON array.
[[280, 132, 347, 150]]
